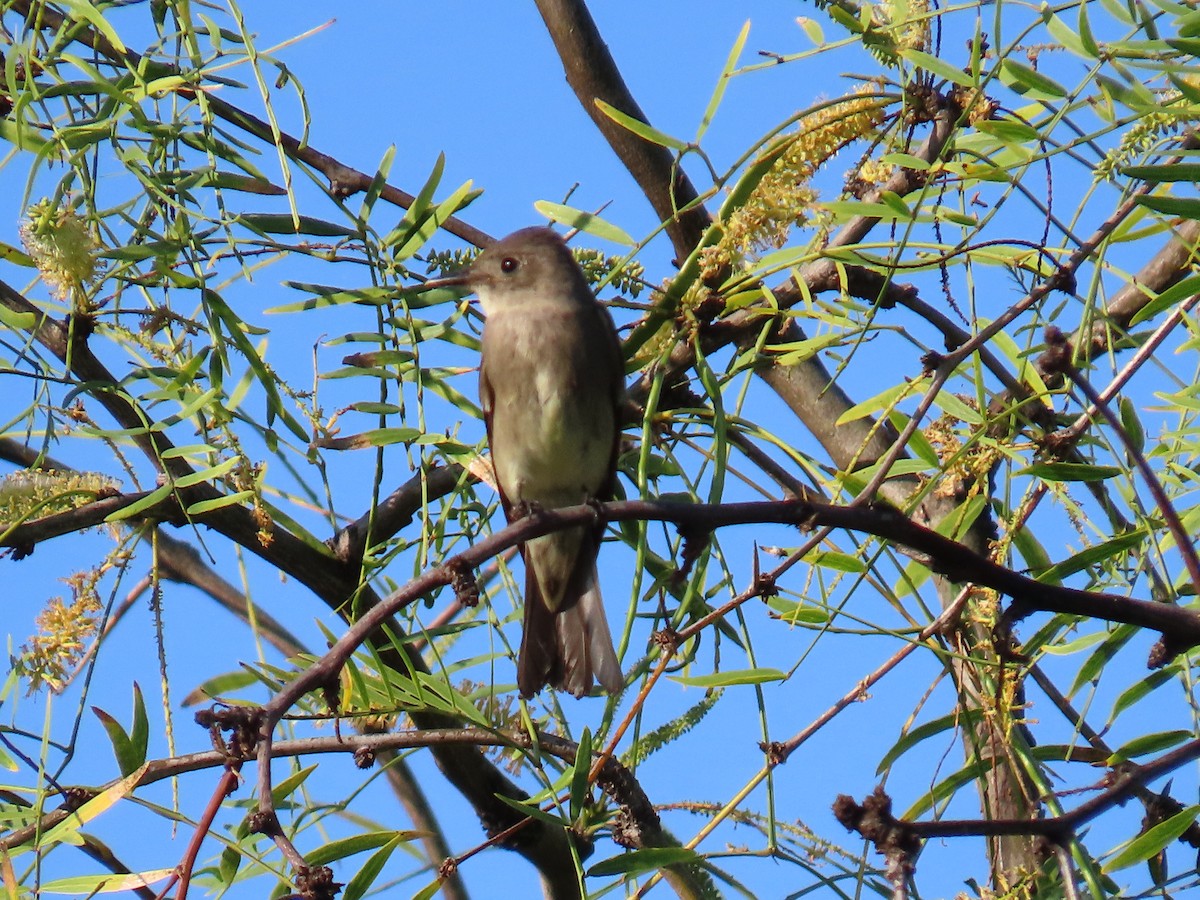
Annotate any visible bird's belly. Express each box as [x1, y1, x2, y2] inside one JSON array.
[[492, 371, 611, 506]]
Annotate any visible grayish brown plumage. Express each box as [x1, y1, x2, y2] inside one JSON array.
[[466, 227, 624, 698]]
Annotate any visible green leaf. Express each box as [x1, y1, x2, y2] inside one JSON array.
[[238, 213, 355, 238], [341, 835, 408, 900], [569, 727, 593, 822], [999, 59, 1068, 99], [1069, 625, 1135, 696], [181, 669, 261, 706], [899, 49, 974, 87], [533, 201, 634, 246], [0, 241, 35, 266], [0, 303, 42, 330], [272, 765, 317, 803], [39, 870, 174, 894], [697, 20, 750, 141], [588, 847, 704, 877], [41, 764, 150, 848], [493, 792, 569, 827], [1117, 396, 1145, 454], [389, 178, 480, 260], [90, 684, 148, 777], [837, 380, 923, 426], [804, 550, 867, 573], [877, 710, 984, 774], [764, 597, 830, 625], [670, 668, 785, 687], [1038, 531, 1146, 584], [1107, 669, 1173, 724], [973, 118, 1041, 145], [1121, 163, 1200, 183], [1130, 273, 1200, 326], [796, 16, 824, 45], [201, 171, 286, 195], [185, 490, 255, 515], [0, 116, 52, 153], [411, 880, 444, 900], [1018, 462, 1123, 482], [359, 144, 396, 220], [594, 99, 689, 151], [1078, 2, 1100, 57], [171, 457, 240, 490], [1108, 730, 1192, 763], [1044, 14, 1088, 59], [1103, 804, 1200, 873], [105, 484, 173, 522], [58, 0, 128, 53], [1135, 194, 1200, 219], [381, 153, 445, 254]]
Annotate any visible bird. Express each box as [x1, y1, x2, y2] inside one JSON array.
[[456, 227, 625, 698]]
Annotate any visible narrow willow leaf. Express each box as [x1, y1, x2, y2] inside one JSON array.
[[1135, 194, 1200, 219], [533, 201, 634, 246], [239, 213, 354, 238], [0, 241, 34, 266], [1069, 625, 1135, 697], [671, 668, 785, 687], [92, 706, 138, 777], [1078, 2, 1100, 57], [1117, 396, 1145, 454], [58, 0, 128, 52], [1019, 462, 1123, 482], [796, 16, 824, 45], [1108, 669, 1173, 724], [105, 484, 173, 522], [697, 20, 750, 142], [271, 765, 317, 803], [494, 793, 568, 827], [1039, 531, 1146, 584], [999, 59, 1068, 99], [899, 49, 974, 86], [570, 727, 593, 822], [184, 490, 256, 516], [1045, 14, 1088, 59], [836, 380, 921, 426], [974, 119, 1041, 144], [877, 710, 984, 774], [172, 456, 239, 489], [39, 870, 174, 894], [588, 847, 704, 877], [1102, 805, 1200, 873], [41, 763, 150, 847], [1108, 730, 1191, 763], [382, 153, 444, 251], [594, 99, 688, 151], [805, 550, 867, 573], [341, 836, 405, 900], [1121, 163, 1200, 183]]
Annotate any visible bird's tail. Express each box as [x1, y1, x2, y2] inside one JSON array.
[[518, 554, 622, 698]]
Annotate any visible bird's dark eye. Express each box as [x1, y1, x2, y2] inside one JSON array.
[[500, 257, 519, 274]]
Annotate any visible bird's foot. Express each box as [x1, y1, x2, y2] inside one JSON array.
[[512, 499, 545, 520], [584, 494, 606, 524]]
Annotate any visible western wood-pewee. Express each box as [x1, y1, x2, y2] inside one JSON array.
[[456, 227, 625, 697]]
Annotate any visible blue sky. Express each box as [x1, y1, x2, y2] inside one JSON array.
[[4, 1, 1197, 898]]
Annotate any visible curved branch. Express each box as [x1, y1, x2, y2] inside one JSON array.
[[533, 0, 711, 258]]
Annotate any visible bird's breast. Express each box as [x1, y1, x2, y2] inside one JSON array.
[[482, 300, 616, 505]]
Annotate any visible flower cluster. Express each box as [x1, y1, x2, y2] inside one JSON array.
[[18, 200, 103, 308], [13, 570, 104, 693], [702, 84, 886, 279]]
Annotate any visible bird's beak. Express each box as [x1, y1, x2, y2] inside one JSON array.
[[417, 273, 471, 292]]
